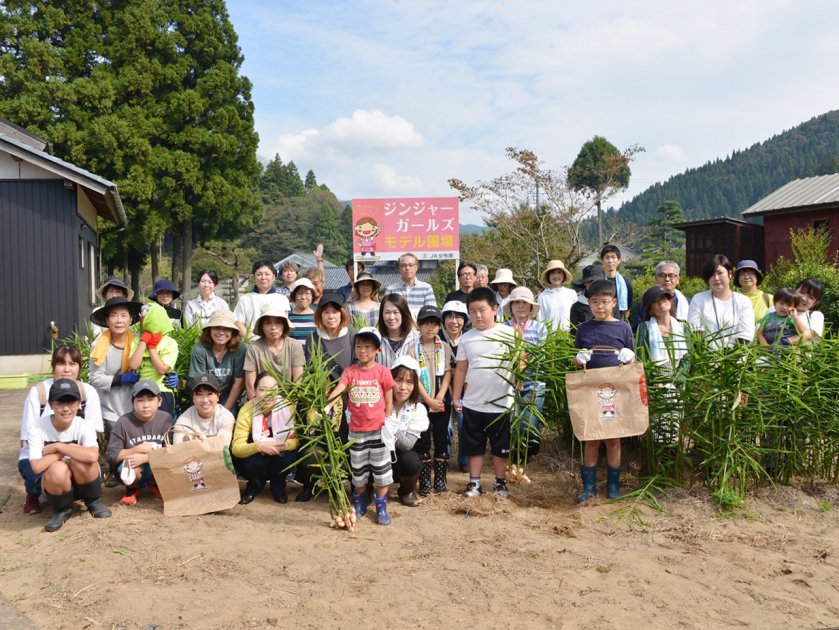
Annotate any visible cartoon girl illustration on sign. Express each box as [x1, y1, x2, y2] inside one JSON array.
[[596, 383, 619, 419], [183, 456, 207, 490], [355, 217, 382, 258]]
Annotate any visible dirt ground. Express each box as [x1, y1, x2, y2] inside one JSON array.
[[0, 389, 837, 630]]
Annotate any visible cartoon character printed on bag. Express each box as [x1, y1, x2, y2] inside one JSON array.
[[596, 383, 619, 419], [183, 456, 207, 490], [355, 217, 382, 259]]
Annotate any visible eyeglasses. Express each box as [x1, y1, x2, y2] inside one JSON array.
[[458, 272, 475, 278], [399, 263, 417, 269], [656, 273, 678, 280]]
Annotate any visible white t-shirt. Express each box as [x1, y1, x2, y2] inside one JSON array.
[[456, 324, 516, 413], [27, 413, 98, 461], [687, 290, 755, 348], [233, 292, 290, 339], [537, 287, 577, 332], [173, 404, 235, 444], [19, 378, 103, 460]]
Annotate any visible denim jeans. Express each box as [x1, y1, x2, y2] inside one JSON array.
[[447, 408, 467, 468], [18, 458, 42, 496]]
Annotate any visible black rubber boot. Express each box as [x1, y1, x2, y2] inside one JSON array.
[[44, 490, 75, 532], [606, 466, 622, 500], [576, 465, 598, 503], [75, 479, 112, 519], [433, 459, 449, 493], [418, 460, 433, 496]]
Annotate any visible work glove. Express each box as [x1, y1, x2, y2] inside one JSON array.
[[574, 349, 593, 365], [120, 370, 140, 385], [617, 348, 635, 364], [163, 371, 179, 389], [140, 331, 163, 349]]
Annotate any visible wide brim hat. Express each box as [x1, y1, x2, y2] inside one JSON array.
[[573, 265, 606, 289], [490, 268, 517, 288], [96, 275, 134, 302], [733, 260, 764, 287], [148, 278, 181, 301], [290, 278, 316, 298], [90, 296, 143, 328], [502, 286, 540, 318], [641, 286, 674, 318], [255, 303, 294, 335], [353, 271, 382, 293], [202, 308, 239, 332], [540, 260, 573, 287]]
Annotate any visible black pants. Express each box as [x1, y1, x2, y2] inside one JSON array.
[[233, 451, 296, 497], [393, 448, 421, 477], [415, 402, 452, 461]]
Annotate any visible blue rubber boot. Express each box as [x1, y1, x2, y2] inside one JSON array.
[[606, 466, 621, 500], [576, 465, 598, 503], [375, 495, 392, 526], [353, 489, 369, 518]]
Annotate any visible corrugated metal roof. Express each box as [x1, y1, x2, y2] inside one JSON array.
[[742, 173, 839, 216], [0, 131, 126, 225], [273, 252, 438, 291]]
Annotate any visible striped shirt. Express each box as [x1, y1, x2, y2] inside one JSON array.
[[385, 279, 437, 320], [288, 311, 317, 351]]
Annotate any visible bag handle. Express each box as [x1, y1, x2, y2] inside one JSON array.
[[162, 425, 206, 447]]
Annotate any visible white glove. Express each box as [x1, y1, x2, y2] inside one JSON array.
[[617, 348, 635, 364], [575, 349, 593, 365]]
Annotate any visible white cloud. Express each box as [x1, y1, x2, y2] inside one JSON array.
[[273, 109, 423, 163], [655, 144, 688, 162], [369, 163, 424, 193]]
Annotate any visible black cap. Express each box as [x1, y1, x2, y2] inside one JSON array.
[[189, 372, 220, 393], [318, 291, 345, 310], [132, 380, 161, 399], [90, 296, 143, 328], [49, 378, 81, 402], [417, 304, 443, 324], [641, 286, 675, 318]]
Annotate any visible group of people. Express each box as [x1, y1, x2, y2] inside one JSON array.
[[18, 246, 826, 531]]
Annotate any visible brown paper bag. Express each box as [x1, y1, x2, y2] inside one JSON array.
[[147, 427, 240, 516], [565, 363, 650, 441]]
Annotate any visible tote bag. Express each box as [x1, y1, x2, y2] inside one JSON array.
[[565, 362, 649, 441], [148, 427, 240, 516]]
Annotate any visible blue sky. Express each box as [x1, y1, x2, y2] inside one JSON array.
[[227, 1, 839, 225]]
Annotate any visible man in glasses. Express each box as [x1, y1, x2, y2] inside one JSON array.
[[445, 261, 478, 304], [654, 261, 690, 320], [386, 253, 437, 320]]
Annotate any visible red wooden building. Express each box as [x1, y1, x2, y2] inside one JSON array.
[[742, 173, 839, 268]]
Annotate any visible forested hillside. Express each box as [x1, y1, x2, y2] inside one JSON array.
[[608, 110, 839, 227]]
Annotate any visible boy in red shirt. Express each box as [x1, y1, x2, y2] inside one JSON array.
[[327, 327, 395, 525]]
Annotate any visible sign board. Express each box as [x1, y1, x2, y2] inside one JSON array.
[[351, 197, 459, 261]]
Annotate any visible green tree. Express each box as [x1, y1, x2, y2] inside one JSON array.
[[640, 200, 686, 267], [310, 202, 346, 262], [304, 169, 318, 190], [260, 154, 288, 204], [284, 160, 305, 197], [568, 135, 639, 247]]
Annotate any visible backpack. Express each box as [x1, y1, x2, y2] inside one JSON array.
[[36, 380, 87, 417]]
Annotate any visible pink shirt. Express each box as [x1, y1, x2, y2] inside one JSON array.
[[339, 363, 395, 432]]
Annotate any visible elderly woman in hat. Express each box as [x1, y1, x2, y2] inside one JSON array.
[[91, 275, 134, 337], [243, 303, 305, 399], [189, 309, 246, 414], [503, 286, 548, 459], [184, 269, 229, 328], [734, 259, 773, 323], [537, 259, 577, 332], [346, 270, 382, 328], [89, 297, 144, 432], [149, 278, 182, 328], [489, 268, 517, 322]]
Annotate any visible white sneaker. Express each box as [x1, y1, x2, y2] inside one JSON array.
[[462, 481, 483, 498], [493, 481, 509, 498]]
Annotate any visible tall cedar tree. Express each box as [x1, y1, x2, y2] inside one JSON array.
[[0, 0, 260, 295]]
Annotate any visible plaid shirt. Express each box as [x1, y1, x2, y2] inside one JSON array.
[[385, 279, 437, 319]]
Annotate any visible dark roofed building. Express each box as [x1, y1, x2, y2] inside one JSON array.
[[674, 217, 764, 278]]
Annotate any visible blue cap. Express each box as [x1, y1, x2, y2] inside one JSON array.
[[734, 260, 763, 286]]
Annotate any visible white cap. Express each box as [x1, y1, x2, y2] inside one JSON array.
[[391, 355, 421, 377], [355, 326, 382, 346], [442, 300, 468, 318]]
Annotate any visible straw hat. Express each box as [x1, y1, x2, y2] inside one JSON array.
[[490, 268, 517, 288], [254, 302, 293, 335], [502, 286, 541, 318], [202, 308, 239, 331], [353, 271, 382, 293], [96, 275, 134, 301], [540, 260, 573, 287]]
